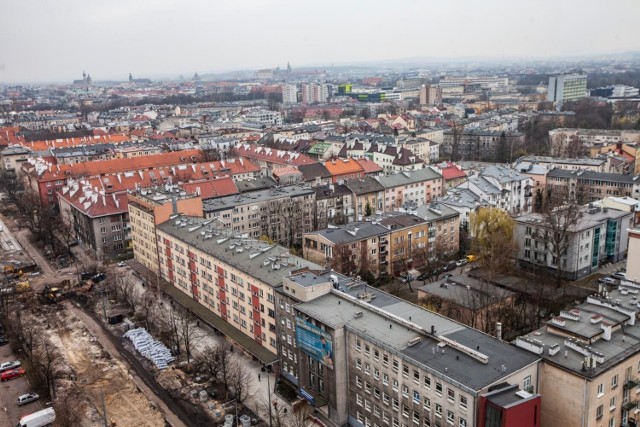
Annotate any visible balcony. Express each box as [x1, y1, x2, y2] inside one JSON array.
[[623, 400, 638, 411], [625, 379, 639, 390]]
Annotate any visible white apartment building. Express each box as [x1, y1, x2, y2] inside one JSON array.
[[281, 84, 298, 104]]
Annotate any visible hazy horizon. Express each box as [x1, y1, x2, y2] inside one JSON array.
[[1, 0, 639, 84]]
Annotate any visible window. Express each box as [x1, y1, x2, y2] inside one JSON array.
[[596, 405, 603, 419], [413, 370, 420, 384], [447, 389, 455, 403], [356, 358, 362, 370], [435, 382, 443, 397], [383, 354, 389, 366], [412, 411, 420, 425], [413, 390, 420, 404], [402, 404, 409, 419], [424, 376, 431, 389], [374, 349, 380, 361], [403, 365, 409, 378], [392, 398, 399, 412], [447, 411, 455, 424], [357, 395, 363, 406], [374, 406, 381, 417], [374, 388, 381, 399], [365, 364, 371, 375], [383, 373, 389, 386], [612, 375, 618, 389], [356, 339, 362, 351], [523, 375, 531, 391], [366, 383, 372, 394], [459, 418, 467, 427], [393, 359, 399, 372], [459, 395, 467, 410], [365, 400, 372, 412], [435, 404, 442, 417], [597, 383, 604, 397], [610, 396, 616, 410], [383, 393, 390, 405], [374, 368, 380, 380], [365, 345, 370, 356], [356, 376, 363, 388], [392, 379, 399, 391], [609, 417, 615, 427], [423, 398, 430, 411]]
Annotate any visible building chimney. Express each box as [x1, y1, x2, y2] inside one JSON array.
[[496, 322, 502, 341]]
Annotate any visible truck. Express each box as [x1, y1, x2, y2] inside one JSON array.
[[16, 407, 55, 427]]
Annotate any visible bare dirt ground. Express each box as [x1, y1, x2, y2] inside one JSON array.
[[29, 306, 167, 427]]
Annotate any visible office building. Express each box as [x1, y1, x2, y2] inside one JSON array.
[[547, 74, 588, 104]]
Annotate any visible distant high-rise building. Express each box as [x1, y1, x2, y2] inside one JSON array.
[[419, 84, 442, 106], [281, 84, 298, 103], [301, 83, 329, 103], [547, 73, 587, 104]]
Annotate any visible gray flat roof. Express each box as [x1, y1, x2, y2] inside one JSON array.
[[418, 275, 515, 309], [157, 216, 322, 287], [296, 284, 539, 392], [203, 184, 314, 213], [515, 283, 640, 378]]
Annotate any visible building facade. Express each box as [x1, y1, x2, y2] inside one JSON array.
[[547, 74, 588, 104]]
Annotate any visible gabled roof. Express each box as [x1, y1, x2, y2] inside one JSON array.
[[345, 176, 385, 195], [376, 168, 442, 188], [310, 221, 389, 245], [235, 144, 316, 166], [298, 163, 332, 181], [180, 177, 239, 200], [355, 158, 384, 174], [324, 158, 365, 176]]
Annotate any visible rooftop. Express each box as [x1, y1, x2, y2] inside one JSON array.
[[296, 284, 539, 393], [202, 184, 314, 213], [157, 216, 322, 288], [515, 281, 640, 379]]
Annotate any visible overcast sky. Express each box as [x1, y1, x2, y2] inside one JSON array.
[[1, 0, 639, 83]]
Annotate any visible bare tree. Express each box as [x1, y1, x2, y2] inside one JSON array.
[[329, 243, 358, 276], [53, 388, 87, 426], [33, 338, 63, 399], [229, 359, 254, 403], [161, 305, 203, 363], [450, 120, 464, 161], [194, 345, 224, 380]]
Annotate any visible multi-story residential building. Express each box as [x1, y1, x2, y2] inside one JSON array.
[[314, 184, 355, 229], [276, 272, 541, 427], [376, 168, 444, 210], [202, 185, 316, 246], [419, 84, 442, 106], [517, 155, 607, 173], [455, 166, 533, 215], [303, 210, 457, 277], [441, 130, 524, 162], [514, 206, 632, 280], [546, 169, 640, 205], [156, 215, 321, 363], [549, 128, 640, 147], [324, 158, 365, 183], [302, 221, 390, 276], [547, 73, 588, 104], [365, 145, 426, 174], [434, 162, 468, 189], [281, 84, 298, 104], [58, 180, 131, 259], [515, 282, 640, 427], [345, 176, 386, 220], [128, 186, 204, 274], [244, 110, 283, 127], [416, 127, 445, 145], [0, 145, 31, 176], [233, 144, 316, 175], [22, 148, 205, 206], [301, 83, 330, 103]]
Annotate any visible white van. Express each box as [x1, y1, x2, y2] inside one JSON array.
[[16, 407, 55, 427]]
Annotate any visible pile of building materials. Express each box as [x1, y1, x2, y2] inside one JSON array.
[[124, 327, 175, 369]]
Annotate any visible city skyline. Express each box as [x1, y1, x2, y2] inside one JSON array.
[[1, 0, 640, 83]]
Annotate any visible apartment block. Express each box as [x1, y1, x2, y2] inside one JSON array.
[[276, 272, 541, 427], [156, 215, 321, 361], [515, 282, 640, 427], [514, 206, 632, 280], [546, 169, 640, 205], [202, 184, 316, 246], [547, 74, 588, 104], [128, 186, 203, 274]]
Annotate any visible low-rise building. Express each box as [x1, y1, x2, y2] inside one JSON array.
[[546, 169, 640, 205]]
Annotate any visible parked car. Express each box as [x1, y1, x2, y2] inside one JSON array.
[[0, 360, 21, 372], [443, 273, 453, 279], [444, 262, 457, 272], [0, 336, 8, 346], [116, 261, 126, 268], [17, 392, 39, 406], [455, 259, 468, 267], [612, 272, 626, 280], [1, 368, 25, 381], [400, 273, 415, 283], [600, 277, 616, 285], [417, 272, 431, 281]]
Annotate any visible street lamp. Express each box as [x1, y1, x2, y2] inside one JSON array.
[[262, 360, 278, 427]]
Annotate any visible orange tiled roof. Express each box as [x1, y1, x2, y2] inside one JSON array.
[[58, 180, 129, 218], [30, 149, 205, 181], [19, 134, 130, 151], [324, 158, 365, 176], [180, 177, 239, 200], [0, 127, 25, 146]]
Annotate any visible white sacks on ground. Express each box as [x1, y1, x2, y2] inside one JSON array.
[[123, 327, 175, 369]]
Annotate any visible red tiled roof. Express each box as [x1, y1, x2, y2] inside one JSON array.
[[58, 181, 129, 218], [180, 177, 239, 199], [20, 134, 130, 151], [31, 149, 205, 182], [441, 164, 467, 180], [355, 158, 384, 174]]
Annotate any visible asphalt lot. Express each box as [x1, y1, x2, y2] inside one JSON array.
[[0, 340, 44, 426]]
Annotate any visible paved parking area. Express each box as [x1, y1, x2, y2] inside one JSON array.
[[0, 342, 44, 426]]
